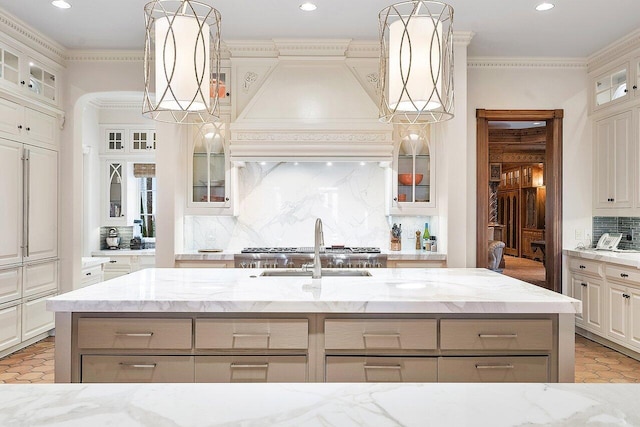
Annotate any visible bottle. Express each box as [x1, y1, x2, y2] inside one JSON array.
[[422, 223, 430, 250], [430, 236, 437, 252]]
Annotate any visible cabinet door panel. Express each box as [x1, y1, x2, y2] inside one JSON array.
[[326, 356, 437, 383], [571, 276, 586, 327], [195, 356, 307, 383], [0, 98, 22, 138], [78, 318, 192, 350], [196, 318, 308, 350], [25, 146, 57, 261], [23, 260, 57, 298], [24, 108, 56, 148], [629, 288, 640, 351], [438, 356, 549, 383], [22, 292, 55, 340], [607, 282, 627, 341], [0, 139, 23, 267], [0, 267, 21, 304], [586, 280, 603, 332], [82, 355, 194, 383], [440, 319, 552, 351], [0, 303, 21, 352], [324, 319, 437, 350]]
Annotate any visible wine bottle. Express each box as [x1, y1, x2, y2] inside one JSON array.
[[422, 223, 430, 250]]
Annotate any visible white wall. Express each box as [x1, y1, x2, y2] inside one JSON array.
[[81, 103, 100, 256], [466, 64, 592, 264]]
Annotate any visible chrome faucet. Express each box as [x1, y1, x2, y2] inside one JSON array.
[[312, 218, 324, 279]]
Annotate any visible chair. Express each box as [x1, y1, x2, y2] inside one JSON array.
[[488, 240, 505, 273]]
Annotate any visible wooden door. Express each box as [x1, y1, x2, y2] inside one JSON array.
[[498, 190, 519, 256]]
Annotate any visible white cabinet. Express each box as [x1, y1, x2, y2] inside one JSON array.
[[0, 303, 21, 353], [592, 63, 630, 112], [594, 110, 633, 209], [130, 129, 156, 152], [21, 292, 55, 341], [103, 160, 128, 225], [186, 121, 238, 215], [103, 127, 156, 154], [386, 125, 436, 215], [0, 140, 58, 267], [0, 97, 57, 148], [570, 274, 604, 334], [606, 280, 640, 352], [100, 254, 156, 281]]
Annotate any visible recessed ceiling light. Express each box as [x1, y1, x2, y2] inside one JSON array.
[[51, 0, 72, 9], [535, 2, 554, 11], [299, 2, 317, 12]]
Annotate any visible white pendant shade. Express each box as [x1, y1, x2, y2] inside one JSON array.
[[379, 1, 454, 124], [389, 17, 442, 112], [143, 0, 221, 124], [155, 16, 210, 112]]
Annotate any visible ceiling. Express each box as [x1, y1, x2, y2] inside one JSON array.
[[0, 0, 639, 57]]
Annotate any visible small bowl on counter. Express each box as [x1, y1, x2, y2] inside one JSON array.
[[398, 173, 423, 186]]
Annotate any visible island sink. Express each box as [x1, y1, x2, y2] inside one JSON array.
[[259, 269, 372, 277]]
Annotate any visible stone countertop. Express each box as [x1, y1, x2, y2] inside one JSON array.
[[175, 249, 445, 261], [0, 383, 637, 426], [47, 267, 580, 314], [91, 249, 156, 257], [564, 248, 640, 268], [81, 257, 109, 269]]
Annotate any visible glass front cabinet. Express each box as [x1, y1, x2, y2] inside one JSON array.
[[387, 125, 436, 215], [103, 160, 127, 225], [187, 120, 238, 215]]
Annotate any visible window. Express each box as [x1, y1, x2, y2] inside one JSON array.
[[134, 163, 156, 237]]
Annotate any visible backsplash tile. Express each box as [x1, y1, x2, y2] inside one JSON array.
[[592, 216, 640, 250], [185, 162, 437, 250]]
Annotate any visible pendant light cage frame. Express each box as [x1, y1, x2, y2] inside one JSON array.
[[379, 1, 454, 124], [143, 0, 221, 124]]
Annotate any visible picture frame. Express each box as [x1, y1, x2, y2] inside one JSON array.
[[489, 163, 502, 182]]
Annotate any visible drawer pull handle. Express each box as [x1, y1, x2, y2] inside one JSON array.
[[623, 294, 631, 299], [362, 333, 401, 338], [119, 363, 157, 369], [579, 265, 586, 269], [85, 272, 92, 276], [230, 363, 269, 369], [581, 283, 587, 287], [109, 260, 117, 263], [475, 364, 514, 370], [621, 273, 629, 278], [364, 364, 402, 370], [115, 332, 154, 337], [478, 334, 518, 339]]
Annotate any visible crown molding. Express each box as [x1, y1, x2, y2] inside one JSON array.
[[65, 50, 144, 62], [468, 57, 587, 69], [454, 31, 475, 46], [587, 29, 640, 74], [0, 9, 66, 65], [89, 98, 141, 110], [274, 38, 351, 57]]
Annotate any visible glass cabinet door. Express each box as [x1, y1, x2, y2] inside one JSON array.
[[28, 61, 56, 102], [0, 46, 19, 86], [192, 122, 227, 204], [397, 132, 431, 204], [595, 67, 628, 107], [108, 162, 124, 219]]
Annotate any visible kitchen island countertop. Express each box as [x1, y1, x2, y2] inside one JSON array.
[[47, 267, 579, 314], [174, 249, 446, 262], [1, 382, 637, 426]]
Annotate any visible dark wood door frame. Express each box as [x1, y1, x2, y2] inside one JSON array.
[[476, 109, 563, 292]]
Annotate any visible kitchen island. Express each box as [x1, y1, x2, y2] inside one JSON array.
[[47, 268, 580, 383]]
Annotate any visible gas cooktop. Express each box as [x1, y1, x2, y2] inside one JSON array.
[[240, 246, 381, 254]]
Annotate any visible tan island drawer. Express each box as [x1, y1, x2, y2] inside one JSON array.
[[324, 319, 437, 350], [77, 318, 192, 349], [440, 319, 553, 351], [82, 355, 194, 383], [567, 258, 603, 277], [326, 356, 437, 382], [195, 355, 307, 383], [438, 356, 549, 382], [195, 318, 308, 350]]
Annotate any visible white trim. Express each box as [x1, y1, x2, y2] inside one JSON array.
[[0, 9, 65, 64], [65, 50, 144, 62], [468, 57, 587, 69], [588, 29, 640, 74]]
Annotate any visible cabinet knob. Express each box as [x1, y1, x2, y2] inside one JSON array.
[[581, 282, 587, 287], [393, 197, 398, 202], [109, 260, 117, 263], [225, 197, 229, 201], [633, 85, 638, 90], [579, 265, 585, 269], [624, 89, 628, 93], [17, 125, 22, 129], [623, 293, 630, 299], [621, 273, 629, 278], [28, 84, 33, 88], [25, 127, 30, 131], [20, 80, 25, 85], [85, 272, 92, 276]]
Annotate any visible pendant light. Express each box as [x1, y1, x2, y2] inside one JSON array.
[[379, 1, 454, 124], [143, 0, 221, 124]]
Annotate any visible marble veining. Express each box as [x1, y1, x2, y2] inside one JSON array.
[[0, 383, 638, 426], [184, 162, 437, 251], [47, 268, 580, 313]]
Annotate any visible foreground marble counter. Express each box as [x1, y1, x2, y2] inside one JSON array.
[[174, 249, 446, 262], [47, 267, 580, 314], [1, 383, 638, 426]]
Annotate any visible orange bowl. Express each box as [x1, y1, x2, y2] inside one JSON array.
[[398, 173, 423, 185]]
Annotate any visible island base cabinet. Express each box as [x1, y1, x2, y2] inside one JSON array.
[[82, 355, 194, 383], [325, 356, 437, 382], [195, 356, 307, 383], [438, 356, 549, 382]]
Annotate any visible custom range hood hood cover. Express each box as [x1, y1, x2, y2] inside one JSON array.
[[230, 54, 393, 162]]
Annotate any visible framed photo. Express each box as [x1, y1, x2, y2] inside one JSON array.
[[489, 163, 502, 182]]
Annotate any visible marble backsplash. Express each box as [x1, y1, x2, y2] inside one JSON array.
[[184, 162, 437, 251]]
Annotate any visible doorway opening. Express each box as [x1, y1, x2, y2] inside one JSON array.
[[476, 110, 563, 293]]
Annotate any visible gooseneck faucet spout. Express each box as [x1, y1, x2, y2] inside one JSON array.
[[313, 218, 324, 279]]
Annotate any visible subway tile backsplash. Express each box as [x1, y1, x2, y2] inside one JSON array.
[[99, 226, 133, 250], [593, 216, 640, 250]]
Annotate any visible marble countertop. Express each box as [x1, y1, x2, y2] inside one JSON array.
[[91, 249, 156, 257], [81, 257, 109, 269], [175, 249, 446, 261], [0, 383, 638, 426], [47, 267, 580, 314], [564, 248, 640, 268]]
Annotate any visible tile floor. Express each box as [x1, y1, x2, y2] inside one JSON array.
[[0, 335, 638, 383]]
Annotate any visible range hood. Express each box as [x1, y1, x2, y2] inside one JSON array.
[[230, 59, 393, 162]]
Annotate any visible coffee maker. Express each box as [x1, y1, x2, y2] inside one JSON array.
[[106, 228, 120, 249]]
